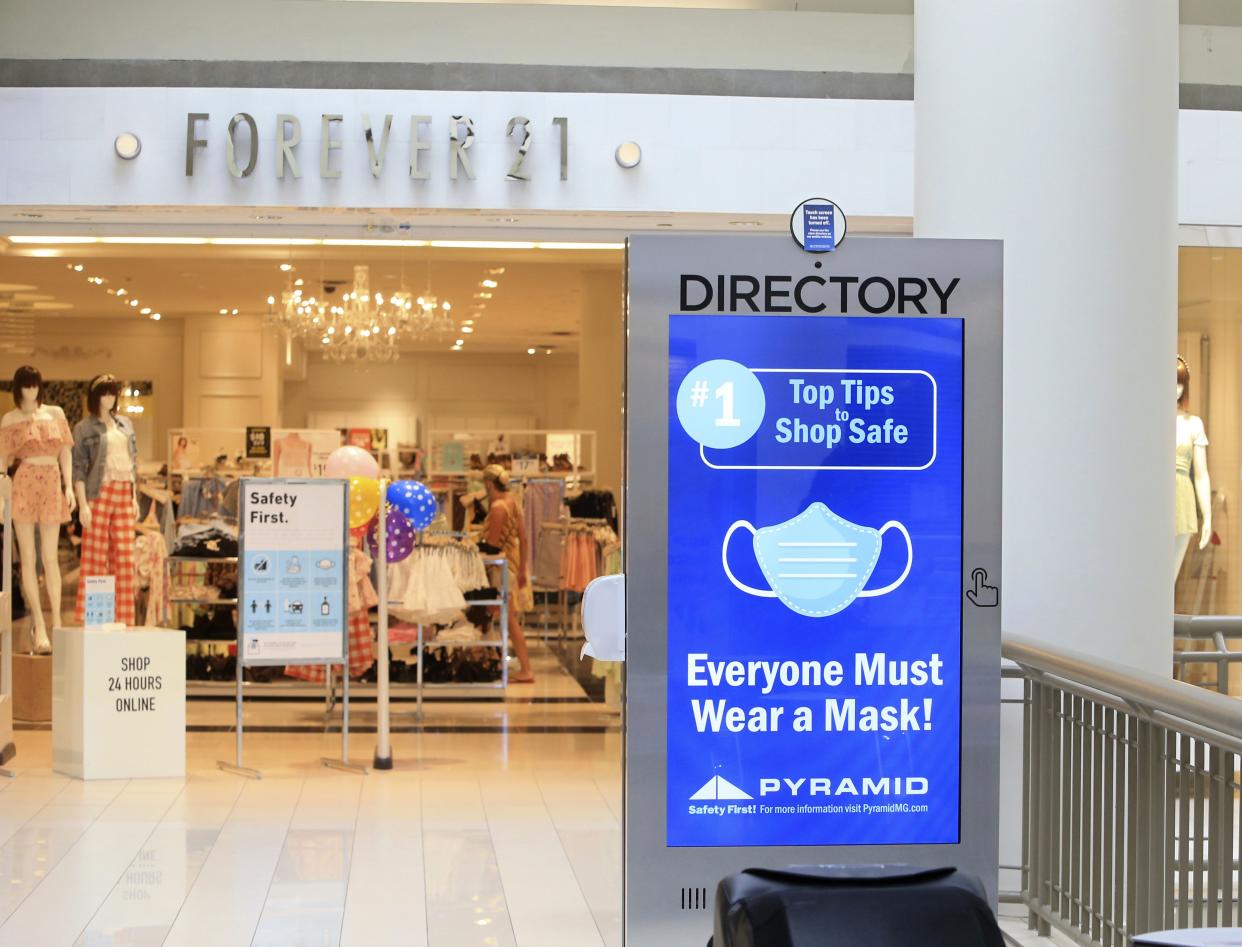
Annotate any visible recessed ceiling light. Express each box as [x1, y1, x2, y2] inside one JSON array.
[[150, 313, 161, 321], [461, 326, 474, 334], [480, 279, 498, 289], [279, 263, 293, 272], [527, 347, 536, 355], [140, 307, 151, 314], [450, 345, 462, 351], [231, 308, 239, 315], [294, 279, 304, 287], [218, 308, 228, 315], [463, 319, 475, 326], [455, 338, 465, 346], [129, 299, 139, 307], [474, 293, 493, 300]]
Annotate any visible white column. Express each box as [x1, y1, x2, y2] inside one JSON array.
[[915, 0, 1178, 673]]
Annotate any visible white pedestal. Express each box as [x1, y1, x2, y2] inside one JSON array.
[[52, 626, 186, 780]]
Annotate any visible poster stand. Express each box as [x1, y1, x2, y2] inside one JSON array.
[[217, 478, 367, 779]]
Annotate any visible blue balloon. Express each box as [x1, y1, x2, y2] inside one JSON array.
[[386, 479, 438, 530]]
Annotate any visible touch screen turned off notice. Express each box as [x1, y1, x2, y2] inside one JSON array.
[[666, 313, 964, 848]]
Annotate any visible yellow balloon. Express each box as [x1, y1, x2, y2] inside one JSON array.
[[348, 477, 381, 528]]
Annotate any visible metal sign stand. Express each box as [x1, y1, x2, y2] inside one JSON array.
[[217, 478, 366, 779]]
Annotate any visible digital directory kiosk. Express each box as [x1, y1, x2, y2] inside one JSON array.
[[624, 234, 1003, 944]]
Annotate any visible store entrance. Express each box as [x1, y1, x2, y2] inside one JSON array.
[[0, 229, 625, 727]]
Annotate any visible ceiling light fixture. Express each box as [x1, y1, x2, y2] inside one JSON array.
[[100, 236, 208, 245], [140, 307, 151, 314], [480, 279, 498, 288], [527, 347, 536, 355], [461, 326, 474, 334]]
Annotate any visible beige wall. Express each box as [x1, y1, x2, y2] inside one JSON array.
[[181, 315, 284, 429], [0, 316, 184, 462], [286, 351, 580, 444]]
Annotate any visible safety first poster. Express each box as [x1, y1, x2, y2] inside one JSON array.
[[239, 479, 348, 665], [667, 314, 963, 847]]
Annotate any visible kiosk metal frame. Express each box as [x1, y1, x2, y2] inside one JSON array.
[[623, 234, 1003, 944]]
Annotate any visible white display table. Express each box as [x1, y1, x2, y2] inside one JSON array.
[[52, 626, 186, 780]]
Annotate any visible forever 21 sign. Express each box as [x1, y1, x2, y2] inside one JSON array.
[[185, 112, 570, 182]]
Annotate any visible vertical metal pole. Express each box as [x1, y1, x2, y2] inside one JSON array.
[[236, 651, 244, 768], [342, 662, 350, 763], [374, 479, 392, 770], [416, 623, 424, 717]]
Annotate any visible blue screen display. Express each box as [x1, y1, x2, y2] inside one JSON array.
[[667, 314, 963, 848]]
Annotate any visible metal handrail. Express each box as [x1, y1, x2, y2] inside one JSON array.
[[1005, 632, 1242, 743], [1004, 631, 1242, 945], [1174, 614, 1242, 639]]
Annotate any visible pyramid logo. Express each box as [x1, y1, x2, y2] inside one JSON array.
[[690, 775, 753, 801]]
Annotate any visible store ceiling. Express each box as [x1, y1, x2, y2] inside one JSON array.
[[0, 240, 622, 355]]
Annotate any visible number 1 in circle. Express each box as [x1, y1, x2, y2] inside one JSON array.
[[715, 381, 741, 428]]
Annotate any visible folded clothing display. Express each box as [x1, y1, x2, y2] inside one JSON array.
[[430, 619, 482, 644], [173, 522, 239, 558]]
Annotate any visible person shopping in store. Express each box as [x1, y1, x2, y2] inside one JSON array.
[[479, 464, 535, 684]]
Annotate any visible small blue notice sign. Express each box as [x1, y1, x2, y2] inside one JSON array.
[[84, 575, 116, 627], [803, 204, 836, 252]]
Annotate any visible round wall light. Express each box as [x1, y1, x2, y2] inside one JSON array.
[[615, 141, 642, 169], [114, 132, 142, 160]]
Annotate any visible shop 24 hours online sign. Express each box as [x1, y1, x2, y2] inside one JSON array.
[[667, 313, 962, 848]]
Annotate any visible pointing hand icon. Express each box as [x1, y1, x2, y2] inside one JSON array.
[[966, 568, 999, 608]]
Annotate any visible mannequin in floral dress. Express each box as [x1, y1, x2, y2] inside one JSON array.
[[0, 366, 76, 652]]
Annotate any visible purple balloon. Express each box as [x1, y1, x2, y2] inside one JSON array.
[[325, 445, 380, 480], [386, 480, 438, 531], [367, 506, 415, 563]]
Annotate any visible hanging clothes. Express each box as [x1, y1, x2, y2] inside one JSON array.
[[134, 530, 170, 626], [521, 480, 564, 575], [565, 490, 618, 531]]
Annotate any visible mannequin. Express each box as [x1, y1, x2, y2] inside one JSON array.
[[0, 366, 76, 652], [1175, 355, 1212, 580], [73, 373, 140, 626]]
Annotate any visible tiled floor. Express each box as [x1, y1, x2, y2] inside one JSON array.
[[0, 643, 624, 947], [0, 639, 1058, 947]]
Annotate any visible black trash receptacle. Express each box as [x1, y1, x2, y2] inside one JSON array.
[[711, 864, 1004, 947]]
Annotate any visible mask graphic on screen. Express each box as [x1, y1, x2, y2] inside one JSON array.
[[722, 501, 913, 618]]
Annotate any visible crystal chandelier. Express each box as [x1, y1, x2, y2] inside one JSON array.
[[266, 264, 454, 363]]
